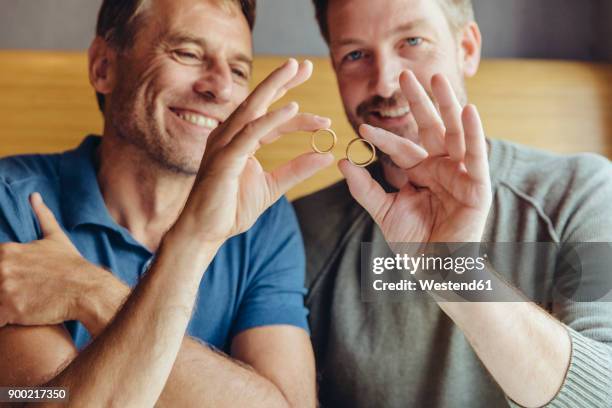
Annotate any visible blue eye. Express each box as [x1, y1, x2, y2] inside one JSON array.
[[405, 37, 423, 46], [345, 50, 364, 62]]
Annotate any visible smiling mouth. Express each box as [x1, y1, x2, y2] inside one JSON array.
[[371, 106, 411, 119], [170, 108, 220, 129]]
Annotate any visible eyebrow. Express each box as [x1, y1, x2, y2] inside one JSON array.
[[332, 18, 430, 48], [164, 32, 253, 71]]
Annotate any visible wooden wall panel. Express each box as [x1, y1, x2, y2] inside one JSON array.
[[1, 51, 610, 199]]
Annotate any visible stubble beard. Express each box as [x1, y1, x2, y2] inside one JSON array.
[[108, 84, 201, 177]]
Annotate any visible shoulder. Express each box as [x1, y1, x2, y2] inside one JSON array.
[[489, 139, 612, 240], [237, 196, 304, 263], [0, 152, 62, 186], [491, 139, 610, 185], [252, 195, 299, 235]]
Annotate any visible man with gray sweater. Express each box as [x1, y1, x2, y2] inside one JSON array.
[[294, 0, 612, 406]]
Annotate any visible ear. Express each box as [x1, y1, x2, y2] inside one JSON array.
[[458, 22, 482, 78], [88, 36, 117, 97]]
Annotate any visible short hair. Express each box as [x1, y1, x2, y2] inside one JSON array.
[[312, 0, 474, 43], [94, 0, 257, 112]]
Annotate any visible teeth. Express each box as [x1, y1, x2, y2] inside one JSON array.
[[174, 110, 219, 129], [378, 106, 410, 118]]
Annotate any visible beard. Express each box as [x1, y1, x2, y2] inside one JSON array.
[[345, 77, 468, 169], [108, 80, 201, 176]]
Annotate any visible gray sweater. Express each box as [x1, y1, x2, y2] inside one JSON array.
[[293, 139, 612, 407]]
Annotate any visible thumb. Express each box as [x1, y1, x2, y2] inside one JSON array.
[[338, 159, 391, 225], [29, 193, 68, 241]]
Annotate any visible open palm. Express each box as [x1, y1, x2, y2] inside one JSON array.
[[340, 71, 492, 244]]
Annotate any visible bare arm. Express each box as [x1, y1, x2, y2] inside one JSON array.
[[0, 289, 315, 408], [43, 233, 219, 407], [437, 301, 570, 408], [0, 235, 219, 408]]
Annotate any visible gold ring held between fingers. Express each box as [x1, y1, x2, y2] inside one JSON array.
[[311, 129, 338, 154], [346, 137, 376, 167]]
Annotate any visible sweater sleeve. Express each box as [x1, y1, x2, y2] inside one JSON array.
[[508, 154, 612, 407], [506, 325, 612, 408]]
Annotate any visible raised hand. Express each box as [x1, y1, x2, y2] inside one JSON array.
[[174, 59, 334, 244], [339, 70, 492, 243]]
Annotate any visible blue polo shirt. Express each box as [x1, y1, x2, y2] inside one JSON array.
[[0, 135, 309, 352]]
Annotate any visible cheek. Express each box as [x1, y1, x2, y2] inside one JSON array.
[[337, 74, 366, 111], [147, 62, 200, 102]]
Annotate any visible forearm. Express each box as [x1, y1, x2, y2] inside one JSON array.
[[155, 337, 291, 408], [41, 232, 220, 407], [438, 300, 571, 408], [79, 271, 293, 407], [78, 269, 130, 338], [73, 249, 292, 407]]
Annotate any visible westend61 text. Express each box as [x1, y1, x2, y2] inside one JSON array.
[[373, 279, 493, 292]]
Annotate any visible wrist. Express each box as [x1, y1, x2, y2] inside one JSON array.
[[77, 264, 130, 338], [164, 222, 225, 263]]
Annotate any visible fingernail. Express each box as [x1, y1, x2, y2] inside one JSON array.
[[284, 101, 299, 111], [285, 58, 297, 68], [402, 70, 416, 81], [30, 192, 42, 205]]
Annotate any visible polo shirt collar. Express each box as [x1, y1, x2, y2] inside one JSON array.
[[59, 135, 130, 235]]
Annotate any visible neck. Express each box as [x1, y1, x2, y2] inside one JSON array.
[[97, 135, 195, 252]]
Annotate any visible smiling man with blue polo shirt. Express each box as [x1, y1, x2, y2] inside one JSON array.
[[0, 135, 310, 351], [0, 0, 333, 406]]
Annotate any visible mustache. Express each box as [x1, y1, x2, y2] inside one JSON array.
[[356, 92, 408, 118], [356, 89, 437, 119]]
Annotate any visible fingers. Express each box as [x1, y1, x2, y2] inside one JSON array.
[[228, 102, 300, 157], [29, 193, 66, 240], [359, 124, 428, 169], [338, 159, 392, 224], [220, 59, 301, 140], [270, 60, 313, 104], [431, 74, 465, 162], [261, 113, 331, 145], [266, 152, 334, 201], [462, 104, 489, 182], [212, 59, 313, 151], [399, 70, 446, 156]]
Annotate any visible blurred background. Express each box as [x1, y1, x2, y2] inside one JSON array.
[[1, 0, 611, 60], [1, 0, 611, 199]]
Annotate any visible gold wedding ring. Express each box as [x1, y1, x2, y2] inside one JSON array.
[[346, 137, 376, 167], [311, 128, 337, 154]]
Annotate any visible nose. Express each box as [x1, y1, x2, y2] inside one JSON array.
[[193, 58, 233, 104], [371, 52, 402, 99]]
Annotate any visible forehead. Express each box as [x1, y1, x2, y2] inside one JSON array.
[[142, 0, 252, 55], [327, 0, 448, 45]]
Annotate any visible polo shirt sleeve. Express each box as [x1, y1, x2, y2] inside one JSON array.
[[230, 196, 310, 337]]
